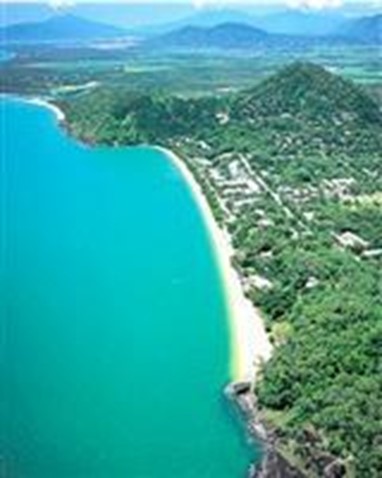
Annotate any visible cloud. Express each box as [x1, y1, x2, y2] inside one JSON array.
[[287, 0, 343, 9], [192, 0, 205, 8], [48, 0, 76, 10], [192, 0, 217, 8], [190, 0, 344, 10], [191, 0, 229, 9]]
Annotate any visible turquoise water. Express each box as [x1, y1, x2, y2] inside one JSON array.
[[1, 99, 258, 477]]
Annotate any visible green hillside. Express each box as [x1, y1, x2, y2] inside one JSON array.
[[231, 62, 382, 156]]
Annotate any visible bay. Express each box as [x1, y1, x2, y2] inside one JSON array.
[[1, 99, 259, 477]]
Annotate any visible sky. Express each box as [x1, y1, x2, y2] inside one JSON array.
[[0, 0, 378, 5], [1, 0, 380, 10]]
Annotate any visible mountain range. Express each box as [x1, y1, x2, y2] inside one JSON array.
[[152, 22, 270, 49], [2, 2, 381, 30], [149, 14, 382, 49], [138, 9, 258, 34], [340, 14, 382, 44], [150, 13, 382, 49], [0, 14, 127, 43], [254, 9, 345, 36], [156, 8, 346, 37], [0, 11, 380, 46]]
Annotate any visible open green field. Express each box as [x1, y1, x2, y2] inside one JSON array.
[[1, 43, 381, 99]]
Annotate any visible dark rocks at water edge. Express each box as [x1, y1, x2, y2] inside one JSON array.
[[249, 449, 305, 478], [225, 382, 347, 478], [225, 381, 303, 478]]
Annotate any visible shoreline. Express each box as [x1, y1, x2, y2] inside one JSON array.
[[26, 97, 66, 122], [0, 94, 66, 123], [3, 91, 272, 382], [5, 96, 337, 478], [156, 147, 272, 383], [158, 148, 303, 478]]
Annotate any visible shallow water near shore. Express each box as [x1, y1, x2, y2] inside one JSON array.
[[1, 98, 260, 477]]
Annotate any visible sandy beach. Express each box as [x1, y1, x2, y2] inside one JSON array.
[[28, 98, 66, 122], [158, 147, 273, 383], [0, 93, 65, 123]]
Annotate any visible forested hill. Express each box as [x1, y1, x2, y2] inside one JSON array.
[[60, 62, 382, 477], [235, 62, 381, 125], [230, 61, 382, 156], [61, 89, 223, 145], [61, 62, 382, 156]]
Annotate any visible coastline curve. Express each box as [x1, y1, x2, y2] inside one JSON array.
[[13, 93, 272, 384], [156, 146, 272, 383]]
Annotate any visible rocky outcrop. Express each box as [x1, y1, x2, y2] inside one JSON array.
[[250, 449, 305, 478], [225, 381, 349, 478], [225, 381, 305, 478]]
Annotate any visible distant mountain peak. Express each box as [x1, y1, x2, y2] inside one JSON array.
[[210, 21, 264, 32], [150, 21, 269, 49], [340, 14, 382, 44], [253, 8, 345, 36], [0, 13, 126, 43]]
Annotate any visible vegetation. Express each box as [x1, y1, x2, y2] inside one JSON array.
[[1, 41, 381, 98], [55, 62, 382, 477], [60, 88, 223, 145]]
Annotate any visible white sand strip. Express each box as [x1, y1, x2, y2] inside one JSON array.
[[157, 147, 272, 383], [27, 98, 66, 122]]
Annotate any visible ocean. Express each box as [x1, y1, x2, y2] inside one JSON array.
[[1, 98, 259, 477]]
